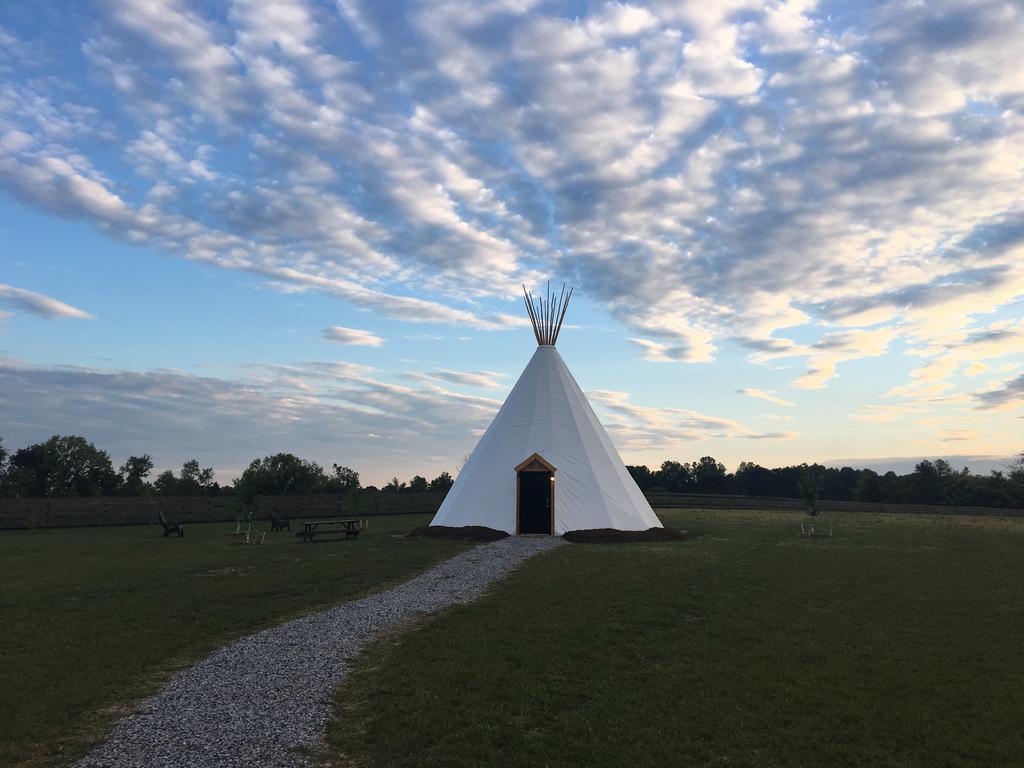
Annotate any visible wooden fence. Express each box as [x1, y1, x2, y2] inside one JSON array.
[[644, 492, 1024, 517], [0, 492, 445, 531], [1, 491, 1021, 530]]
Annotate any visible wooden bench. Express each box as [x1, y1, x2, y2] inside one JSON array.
[[296, 518, 365, 543], [268, 511, 290, 532], [158, 511, 184, 538]]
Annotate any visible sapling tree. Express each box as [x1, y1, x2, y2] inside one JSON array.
[[798, 465, 825, 517]]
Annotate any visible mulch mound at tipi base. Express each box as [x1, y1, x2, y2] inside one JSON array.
[[563, 527, 689, 544], [407, 525, 510, 542]]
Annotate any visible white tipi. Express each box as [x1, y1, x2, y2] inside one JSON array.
[[430, 285, 662, 535]]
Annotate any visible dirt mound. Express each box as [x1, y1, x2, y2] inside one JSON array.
[[562, 527, 689, 544], [407, 525, 510, 542]]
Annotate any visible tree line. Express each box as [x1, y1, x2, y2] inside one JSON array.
[[626, 455, 1024, 509], [0, 435, 454, 501], [2, 434, 1021, 510]]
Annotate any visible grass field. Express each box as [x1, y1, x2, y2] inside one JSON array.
[[328, 509, 1024, 768], [0, 514, 467, 767]]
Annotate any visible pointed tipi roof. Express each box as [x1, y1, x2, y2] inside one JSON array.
[[430, 285, 661, 535]]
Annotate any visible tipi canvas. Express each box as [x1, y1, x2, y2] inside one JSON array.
[[430, 286, 662, 535]]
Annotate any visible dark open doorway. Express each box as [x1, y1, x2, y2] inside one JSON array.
[[516, 454, 555, 534]]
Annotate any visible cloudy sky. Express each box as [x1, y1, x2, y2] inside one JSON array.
[[1, 0, 1022, 485]]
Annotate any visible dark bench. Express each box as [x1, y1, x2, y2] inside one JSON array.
[[158, 511, 184, 538], [268, 511, 290, 531], [296, 519, 364, 543]]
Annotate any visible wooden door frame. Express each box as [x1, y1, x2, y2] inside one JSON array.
[[515, 453, 556, 535]]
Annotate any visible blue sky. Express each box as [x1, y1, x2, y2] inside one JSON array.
[[0, 0, 1022, 485]]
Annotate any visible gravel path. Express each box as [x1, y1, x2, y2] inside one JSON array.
[[75, 536, 565, 768]]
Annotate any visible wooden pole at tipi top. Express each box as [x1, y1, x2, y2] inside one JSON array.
[[522, 282, 573, 346]]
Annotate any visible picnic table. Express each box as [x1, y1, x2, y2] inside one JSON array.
[[296, 518, 365, 542]]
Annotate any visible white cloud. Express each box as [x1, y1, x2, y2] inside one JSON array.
[[965, 362, 989, 377], [416, 369, 506, 390], [321, 325, 385, 346], [792, 329, 897, 390], [589, 388, 798, 451], [681, 24, 763, 98], [0, 356, 506, 483], [104, 0, 248, 120], [335, 0, 381, 47], [0, 129, 33, 152], [850, 405, 917, 424], [974, 374, 1024, 411], [0, 284, 92, 320], [884, 319, 1024, 402], [736, 388, 794, 407]]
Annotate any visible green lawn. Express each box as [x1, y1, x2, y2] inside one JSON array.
[[328, 509, 1024, 768], [0, 515, 468, 767]]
